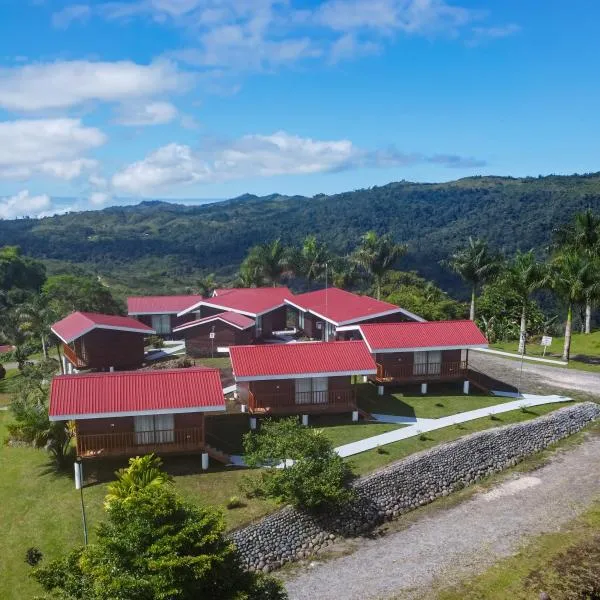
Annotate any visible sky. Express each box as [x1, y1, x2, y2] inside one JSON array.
[[0, 0, 599, 218]]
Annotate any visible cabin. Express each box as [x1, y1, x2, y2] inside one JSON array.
[[173, 311, 255, 357], [178, 287, 292, 340], [230, 340, 376, 417], [49, 368, 226, 459], [127, 295, 204, 338], [285, 287, 424, 341], [339, 320, 488, 394], [51, 312, 155, 372]]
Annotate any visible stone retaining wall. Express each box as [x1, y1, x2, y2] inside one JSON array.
[[231, 402, 600, 572]]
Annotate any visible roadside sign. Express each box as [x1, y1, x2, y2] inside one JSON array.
[[209, 332, 216, 339], [541, 336, 552, 346]]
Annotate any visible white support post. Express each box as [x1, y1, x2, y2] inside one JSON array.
[[201, 453, 209, 470], [74, 461, 83, 490], [62, 356, 68, 374], [240, 404, 247, 413], [249, 417, 257, 430], [352, 410, 359, 423], [67, 362, 73, 374], [377, 385, 384, 396], [301, 414, 309, 426], [362, 375, 368, 383], [420, 383, 428, 395], [109, 366, 115, 373], [463, 380, 470, 395]]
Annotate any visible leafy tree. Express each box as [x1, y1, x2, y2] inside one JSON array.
[[0, 311, 32, 370], [33, 477, 286, 600], [243, 418, 354, 511], [239, 239, 290, 287], [549, 251, 600, 361], [352, 231, 407, 299], [290, 235, 331, 289], [196, 273, 217, 297], [42, 274, 123, 318], [498, 250, 547, 354], [0, 246, 46, 295], [329, 256, 360, 290], [16, 294, 57, 359], [445, 237, 502, 321]]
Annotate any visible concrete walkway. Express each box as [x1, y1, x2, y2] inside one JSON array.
[[145, 342, 185, 361], [335, 394, 572, 458]]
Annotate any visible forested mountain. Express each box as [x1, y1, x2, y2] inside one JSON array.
[[3, 173, 600, 297]]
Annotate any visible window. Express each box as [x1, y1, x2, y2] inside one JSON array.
[[295, 377, 329, 405], [298, 311, 305, 330], [134, 414, 175, 444], [255, 315, 263, 337], [325, 322, 336, 341], [413, 351, 442, 376], [151, 314, 172, 335]]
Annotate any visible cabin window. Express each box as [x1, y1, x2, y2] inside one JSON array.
[[151, 314, 172, 335], [134, 414, 175, 444], [295, 377, 329, 404], [255, 315, 263, 337], [413, 351, 442, 376], [325, 322, 336, 341], [298, 311, 305, 330]]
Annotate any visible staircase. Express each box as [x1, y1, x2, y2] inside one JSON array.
[[205, 444, 231, 465]]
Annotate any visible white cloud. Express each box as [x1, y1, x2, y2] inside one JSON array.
[[329, 34, 380, 64], [115, 101, 178, 126], [0, 190, 52, 219], [89, 191, 112, 205], [469, 23, 521, 45], [0, 118, 105, 180], [0, 59, 190, 111], [52, 4, 91, 28], [111, 130, 485, 195]]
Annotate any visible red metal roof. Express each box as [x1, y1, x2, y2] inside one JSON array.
[[173, 311, 255, 332], [357, 320, 488, 352], [286, 287, 407, 325], [127, 295, 204, 315], [49, 367, 225, 420], [230, 340, 376, 380], [179, 287, 292, 317], [0, 344, 14, 354], [51, 312, 155, 344]]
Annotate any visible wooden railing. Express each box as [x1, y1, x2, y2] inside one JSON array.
[[248, 388, 356, 413], [63, 343, 88, 369], [376, 361, 468, 381], [76, 427, 204, 458]]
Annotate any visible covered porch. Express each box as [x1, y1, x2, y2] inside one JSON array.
[[247, 386, 357, 415]]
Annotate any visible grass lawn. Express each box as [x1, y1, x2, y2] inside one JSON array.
[[493, 330, 600, 372], [356, 382, 513, 419], [191, 356, 232, 370], [309, 413, 402, 447], [0, 368, 22, 406]]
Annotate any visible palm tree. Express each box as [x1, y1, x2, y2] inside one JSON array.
[[16, 294, 57, 359], [352, 231, 407, 300], [290, 235, 330, 289], [549, 251, 600, 361], [552, 209, 600, 333], [0, 312, 31, 370], [105, 454, 174, 507], [446, 237, 502, 321], [196, 273, 217, 298], [500, 250, 547, 354], [239, 239, 290, 287]]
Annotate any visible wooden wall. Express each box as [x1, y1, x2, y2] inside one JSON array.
[[184, 321, 253, 357], [79, 329, 146, 370]]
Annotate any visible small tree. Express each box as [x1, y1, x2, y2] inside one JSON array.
[[290, 235, 331, 289], [243, 418, 354, 511]]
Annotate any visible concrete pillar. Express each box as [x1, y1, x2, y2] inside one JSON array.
[[301, 414, 309, 426], [67, 363, 73, 374], [377, 385, 384, 396], [109, 366, 115, 373], [463, 380, 470, 395], [249, 417, 257, 430], [201, 453, 209, 470], [62, 356, 67, 374], [420, 383, 428, 395], [352, 410, 359, 423], [74, 461, 83, 490], [362, 375, 368, 383], [240, 404, 247, 413]]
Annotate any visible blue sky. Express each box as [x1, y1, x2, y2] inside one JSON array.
[[0, 0, 598, 217]]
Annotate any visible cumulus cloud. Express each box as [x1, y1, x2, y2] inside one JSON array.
[[89, 191, 112, 205], [111, 130, 485, 195], [0, 118, 105, 180], [0, 190, 53, 219], [0, 59, 190, 112], [52, 4, 91, 28], [115, 101, 178, 126]]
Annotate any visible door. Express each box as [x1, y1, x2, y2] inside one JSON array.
[[134, 415, 155, 445], [312, 377, 329, 404], [155, 413, 175, 443], [295, 378, 312, 404], [134, 414, 175, 445], [413, 351, 428, 376], [427, 350, 442, 375]]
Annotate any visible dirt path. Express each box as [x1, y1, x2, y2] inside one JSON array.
[[470, 351, 600, 397], [283, 433, 600, 600]]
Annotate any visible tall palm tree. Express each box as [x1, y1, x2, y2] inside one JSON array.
[[0, 312, 31, 370], [291, 235, 330, 289], [500, 250, 547, 354], [16, 294, 57, 359], [549, 251, 600, 361], [196, 273, 217, 297], [446, 237, 502, 321], [239, 239, 290, 287], [352, 231, 407, 299]]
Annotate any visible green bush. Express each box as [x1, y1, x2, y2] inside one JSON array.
[[226, 495, 245, 510], [0, 363, 5, 380], [146, 335, 164, 349]]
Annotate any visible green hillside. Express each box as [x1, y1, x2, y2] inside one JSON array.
[[3, 173, 600, 295]]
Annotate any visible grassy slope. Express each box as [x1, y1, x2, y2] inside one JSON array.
[[0, 369, 22, 406]]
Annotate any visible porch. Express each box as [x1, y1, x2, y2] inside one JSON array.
[[247, 388, 357, 415], [374, 360, 469, 384], [62, 343, 88, 369]]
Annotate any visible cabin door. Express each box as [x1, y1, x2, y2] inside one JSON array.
[[427, 350, 442, 375], [312, 377, 329, 404], [413, 352, 428, 376], [134, 415, 155, 445], [295, 378, 312, 404], [155, 414, 175, 443]]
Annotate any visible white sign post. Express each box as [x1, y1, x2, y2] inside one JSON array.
[[541, 336, 553, 356]]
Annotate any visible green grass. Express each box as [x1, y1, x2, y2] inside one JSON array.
[[309, 414, 402, 447], [356, 382, 513, 419], [191, 357, 232, 370], [0, 368, 22, 406], [493, 330, 600, 372]]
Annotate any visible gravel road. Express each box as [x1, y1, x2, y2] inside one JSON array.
[[284, 433, 600, 600], [470, 351, 600, 397]]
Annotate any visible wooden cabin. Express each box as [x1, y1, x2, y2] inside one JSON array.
[[173, 311, 255, 357], [229, 340, 376, 416], [49, 368, 226, 459], [51, 312, 155, 372], [285, 287, 424, 341], [339, 320, 489, 393]]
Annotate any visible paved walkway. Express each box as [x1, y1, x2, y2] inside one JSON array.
[[335, 393, 572, 458], [284, 433, 600, 600]]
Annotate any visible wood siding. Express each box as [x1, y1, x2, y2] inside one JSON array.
[[68, 329, 146, 370], [135, 313, 197, 338], [183, 320, 253, 358]]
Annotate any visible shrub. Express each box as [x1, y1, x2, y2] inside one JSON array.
[[375, 445, 388, 455], [146, 335, 164, 349], [226, 495, 245, 510], [0, 363, 5, 380], [25, 547, 43, 566]]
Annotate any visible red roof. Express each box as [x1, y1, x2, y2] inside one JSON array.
[[0, 344, 14, 354], [173, 311, 255, 332], [127, 295, 203, 315], [51, 312, 155, 344], [179, 287, 292, 317], [286, 287, 415, 325], [49, 367, 225, 420], [356, 320, 488, 352], [230, 340, 376, 380]]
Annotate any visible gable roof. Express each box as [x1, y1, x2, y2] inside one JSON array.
[[51, 312, 155, 344], [230, 340, 376, 381], [285, 287, 424, 326], [49, 367, 226, 420], [127, 295, 204, 315], [173, 311, 255, 332], [178, 287, 293, 318], [347, 320, 488, 353]]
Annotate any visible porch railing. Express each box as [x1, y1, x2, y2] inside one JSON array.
[[63, 343, 88, 369], [376, 360, 468, 381], [76, 427, 204, 458], [248, 388, 356, 412]]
